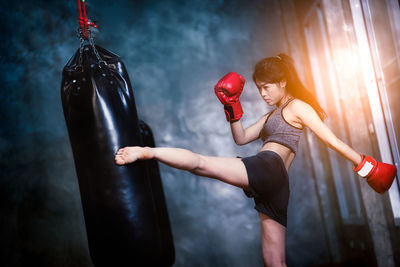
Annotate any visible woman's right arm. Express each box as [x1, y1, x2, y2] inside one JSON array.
[[230, 113, 270, 145]]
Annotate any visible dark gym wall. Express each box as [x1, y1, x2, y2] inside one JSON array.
[[0, 0, 330, 266]]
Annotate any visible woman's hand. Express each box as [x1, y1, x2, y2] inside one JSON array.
[[353, 154, 397, 193], [214, 72, 245, 122]]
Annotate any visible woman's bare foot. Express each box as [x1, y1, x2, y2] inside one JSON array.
[[114, 146, 153, 165]]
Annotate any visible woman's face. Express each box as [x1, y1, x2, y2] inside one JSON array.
[[255, 79, 287, 106]]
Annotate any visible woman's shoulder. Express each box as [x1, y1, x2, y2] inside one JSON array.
[[287, 98, 320, 122], [287, 98, 310, 110]]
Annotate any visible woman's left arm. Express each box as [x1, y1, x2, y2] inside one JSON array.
[[293, 100, 362, 165], [293, 99, 397, 193]]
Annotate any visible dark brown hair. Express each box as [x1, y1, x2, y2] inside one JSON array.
[[253, 53, 327, 121]]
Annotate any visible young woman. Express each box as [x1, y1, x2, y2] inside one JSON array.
[[114, 54, 396, 267]]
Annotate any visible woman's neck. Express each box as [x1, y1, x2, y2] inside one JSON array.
[[276, 95, 293, 108]]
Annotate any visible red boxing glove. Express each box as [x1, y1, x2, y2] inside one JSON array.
[[214, 72, 245, 122], [353, 154, 397, 193]]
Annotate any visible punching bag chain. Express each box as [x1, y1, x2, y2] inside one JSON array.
[[74, 35, 85, 72], [89, 35, 108, 67]]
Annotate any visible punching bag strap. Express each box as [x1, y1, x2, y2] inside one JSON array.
[[76, 0, 108, 70], [77, 0, 98, 40]]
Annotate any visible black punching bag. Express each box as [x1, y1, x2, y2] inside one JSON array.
[[61, 43, 175, 267]]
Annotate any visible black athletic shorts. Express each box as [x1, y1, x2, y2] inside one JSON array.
[[238, 150, 290, 227]]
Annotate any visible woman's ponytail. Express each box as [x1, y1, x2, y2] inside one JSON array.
[[277, 53, 327, 121]]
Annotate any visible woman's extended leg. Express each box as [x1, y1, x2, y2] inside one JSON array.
[[115, 146, 249, 189], [259, 212, 286, 267]]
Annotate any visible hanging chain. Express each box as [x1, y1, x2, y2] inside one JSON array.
[[73, 28, 85, 72], [74, 27, 108, 70], [78, 30, 85, 66], [89, 35, 108, 67]]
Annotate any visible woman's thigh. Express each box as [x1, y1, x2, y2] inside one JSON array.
[[190, 155, 249, 190], [259, 212, 286, 266]]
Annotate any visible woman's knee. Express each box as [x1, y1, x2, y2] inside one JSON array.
[[261, 236, 285, 266], [262, 249, 286, 267]]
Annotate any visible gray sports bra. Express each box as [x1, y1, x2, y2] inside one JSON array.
[[259, 98, 304, 154]]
